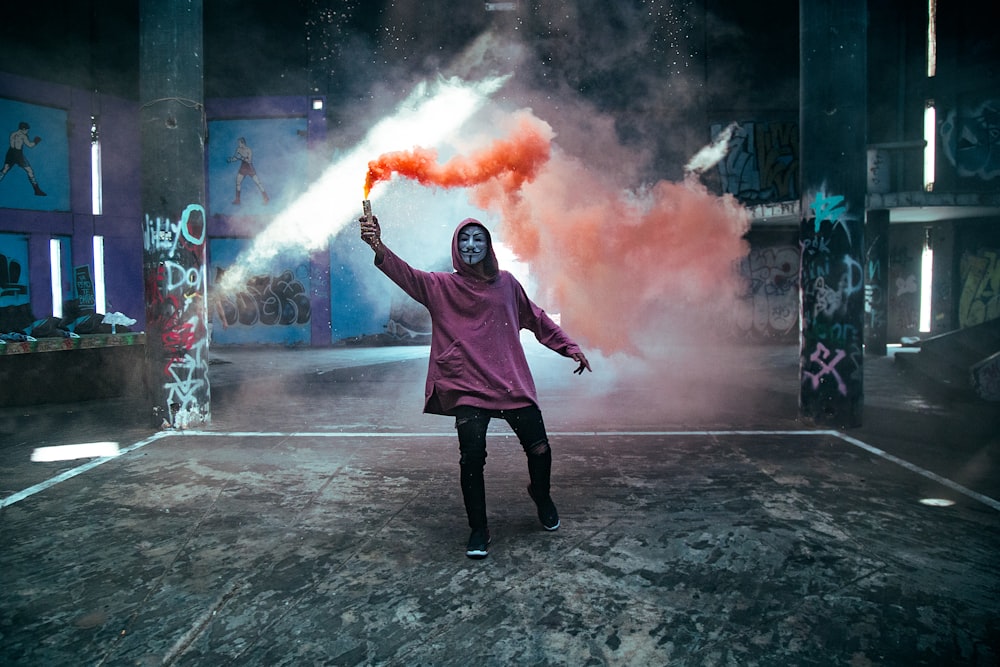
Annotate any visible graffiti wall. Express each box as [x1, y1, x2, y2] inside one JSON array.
[[209, 237, 311, 346], [733, 230, 799, 341], [863, 213, 889, 352], [0, 99, 71, 212], [940, 97, 1000, 185], [142, 204, 210, 427], [885, 225, 923, 342], [714, 121, 799, 204], [959, 248, 1000, 327], [800, 190, 864, 421], [956, 220, 1000, 329]]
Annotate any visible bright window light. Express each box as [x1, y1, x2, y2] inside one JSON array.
[[50, 238, 63, 318], [93, 235, 106, 314], [312, 98, 324, 110], [31, 442, 120, 462], [923, 101, 936, 192], [91, 116, 103, 215], [919, 230, 933, 333], [927, 0, 937, 78]]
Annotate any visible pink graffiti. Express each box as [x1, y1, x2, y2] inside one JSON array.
[[803, 342, 847, 395]]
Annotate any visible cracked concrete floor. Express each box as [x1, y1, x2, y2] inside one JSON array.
[[1, 346, 998, 665]]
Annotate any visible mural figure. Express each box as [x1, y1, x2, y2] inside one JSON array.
[[226, 137, 268, 205], [0, 122, 46, 196]]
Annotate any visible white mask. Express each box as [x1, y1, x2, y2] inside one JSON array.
[[458, 224, 489, 265]]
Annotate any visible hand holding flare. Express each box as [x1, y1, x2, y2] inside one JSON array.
[[359, 201, 383, 259]]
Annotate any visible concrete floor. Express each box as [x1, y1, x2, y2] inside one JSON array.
[[1, 343, 998, 666]]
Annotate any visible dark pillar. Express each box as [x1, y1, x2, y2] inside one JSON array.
[[799, 0, 867, 427], [139, 0, 210, 428], [865, 209, 890, 356]]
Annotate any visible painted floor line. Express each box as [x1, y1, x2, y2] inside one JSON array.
[[3, 429, 997, 513], [168, 429, 834, 438], [0, 431, 172, 509], [833, 431, 1000, 512]]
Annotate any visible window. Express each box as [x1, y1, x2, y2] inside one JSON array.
[[91, 116, 103, 215], [919, 228, 933, 333], [49, 239, 63, 318], [927, 0, 937, 78], [923, 101, 936, 192], [93, 235, 106, 314]]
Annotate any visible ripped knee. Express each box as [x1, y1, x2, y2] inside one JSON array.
[[525, 439, 550, 457]]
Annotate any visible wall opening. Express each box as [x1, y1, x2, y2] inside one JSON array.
[[91, 116, 103, 215], [49, 238, 63, 318], [93, 235, 106, 313], [923, 101, 936, 191], [926, 0, 937, 78], [919, 228, 933, 333]]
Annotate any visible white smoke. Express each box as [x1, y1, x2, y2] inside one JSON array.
[[684, 121, 737, 175], [218, 74, 509, 292]]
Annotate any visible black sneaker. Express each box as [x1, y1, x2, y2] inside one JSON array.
[[466, 527, 491, 559], [527, 485, 560, 531]]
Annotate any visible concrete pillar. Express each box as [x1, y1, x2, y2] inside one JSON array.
[[139, 0, 210, 428], [865, 209, 890, 356], [799, 0, 867, 427]]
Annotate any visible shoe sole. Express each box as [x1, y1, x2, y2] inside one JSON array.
[[527, 485, 560, 531], [466, 532, 491, 559]]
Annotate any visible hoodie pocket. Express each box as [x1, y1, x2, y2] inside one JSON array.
[[436, 341, 464, 378]]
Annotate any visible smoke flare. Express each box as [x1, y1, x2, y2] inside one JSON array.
[[362, 109, 751, 356], [363, 112, 553, 198]]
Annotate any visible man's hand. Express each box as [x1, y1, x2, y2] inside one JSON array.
[[33, 136, 42, 144], [360, 215, 382, 253], [571, 352, 592, 374]]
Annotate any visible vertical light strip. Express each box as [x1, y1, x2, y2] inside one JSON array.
[[919, 229, 933, 333], [93, 235, 106, 314], [91, 116, 103, 215], [50, 239, 63, 318], [923, 101, 936, 191], [927, 0, 937, 78]]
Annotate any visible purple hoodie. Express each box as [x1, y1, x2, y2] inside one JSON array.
[[375, 218, 582, 415]]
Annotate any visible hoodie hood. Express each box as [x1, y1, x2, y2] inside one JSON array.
[[452, 218, 499, 281]]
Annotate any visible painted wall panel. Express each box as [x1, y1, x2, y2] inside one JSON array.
[[207, 117, 308, 216], [0, 99, 70, 211], [209, 236, 311, 346]]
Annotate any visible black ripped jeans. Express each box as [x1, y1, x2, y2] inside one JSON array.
[[453, 404, 552, 531]]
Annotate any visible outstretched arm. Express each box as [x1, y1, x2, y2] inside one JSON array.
[[515, 284, 592, 375]]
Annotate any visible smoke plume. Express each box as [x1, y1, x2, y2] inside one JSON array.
[[362, 107, 750, 356], [365, 112, 553, 198]]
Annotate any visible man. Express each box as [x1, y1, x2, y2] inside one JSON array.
[[361, 211, 591, 559]]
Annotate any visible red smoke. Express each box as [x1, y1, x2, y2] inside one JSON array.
[[364, 112, 553, 198], [364, 110, 751, 356], [476, 151, 751, 354]]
